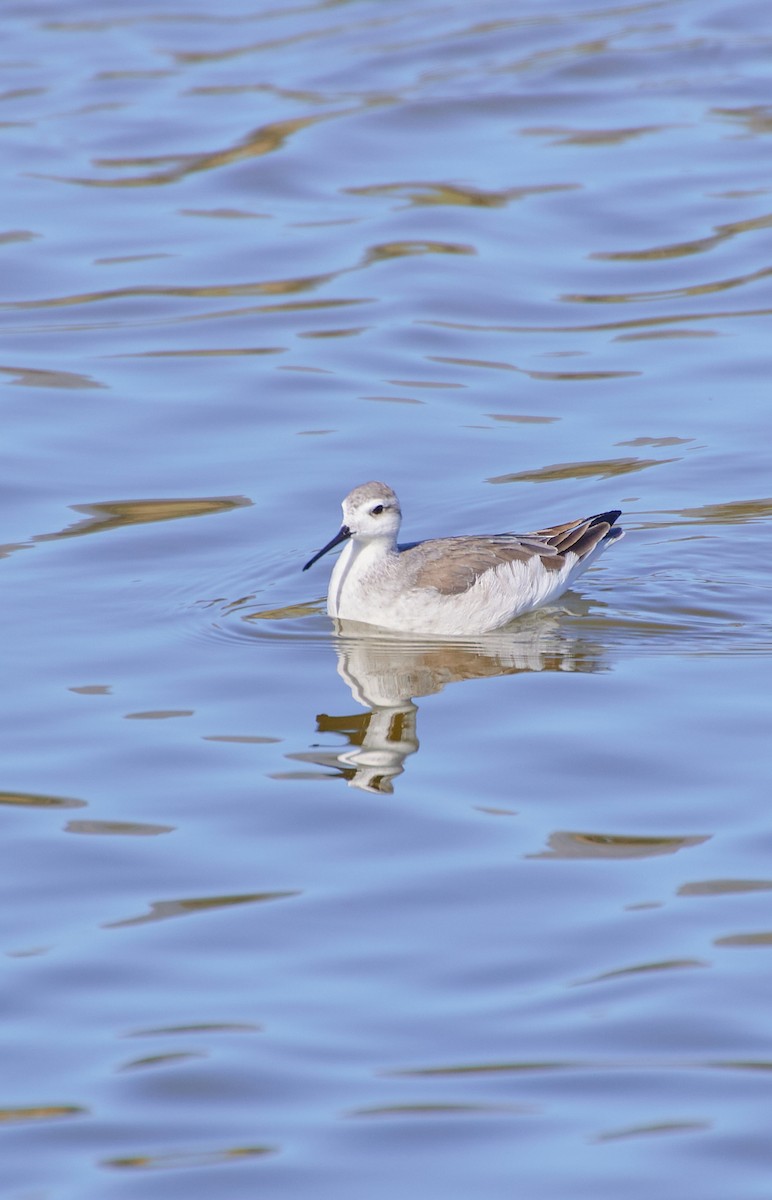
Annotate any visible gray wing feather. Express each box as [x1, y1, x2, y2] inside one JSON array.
[[405, 515, 617, 596]]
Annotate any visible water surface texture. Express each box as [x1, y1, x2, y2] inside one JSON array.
[[3, 2, 772, 1197]]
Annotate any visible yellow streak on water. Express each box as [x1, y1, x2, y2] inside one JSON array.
[[489, 457, 677, 484]]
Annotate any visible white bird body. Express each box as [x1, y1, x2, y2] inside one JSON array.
[[304, 482, 623, 637]]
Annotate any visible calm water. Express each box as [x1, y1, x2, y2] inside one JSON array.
[[3, 1, 772, 1196]]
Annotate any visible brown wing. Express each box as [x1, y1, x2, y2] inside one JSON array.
[[535, 509, 622, 558], [406, 510, 621, 596], [406, 534, 559, 595]]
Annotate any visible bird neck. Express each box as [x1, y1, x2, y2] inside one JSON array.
[[349, 532, 397, 565]]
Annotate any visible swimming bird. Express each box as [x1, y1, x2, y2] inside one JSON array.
[[303, 482, 623, 636]]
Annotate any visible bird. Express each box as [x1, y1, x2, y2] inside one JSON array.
[[303, 481, 623, 636]]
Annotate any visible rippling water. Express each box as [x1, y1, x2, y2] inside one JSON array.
[[3, 1, 772, 1196]]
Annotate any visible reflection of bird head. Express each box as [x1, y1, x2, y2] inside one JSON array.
[[313, 705, 418, 795]]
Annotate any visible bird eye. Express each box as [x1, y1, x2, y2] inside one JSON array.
[[371, 504, 385, 515]]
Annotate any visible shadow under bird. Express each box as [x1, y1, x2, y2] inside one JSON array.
[[303, 481, 623, 636]]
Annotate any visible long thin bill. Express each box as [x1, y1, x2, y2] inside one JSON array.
[[302, 524, 351, 571]]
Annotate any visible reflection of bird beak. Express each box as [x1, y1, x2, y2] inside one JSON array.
[[303, 524, 351, 571]]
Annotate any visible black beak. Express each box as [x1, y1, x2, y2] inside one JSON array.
[[302, 524, 351, 571]]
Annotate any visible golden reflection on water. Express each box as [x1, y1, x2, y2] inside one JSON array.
[[562, 263, 772, 305], [617, 436, 693, 447], [0, 230, 37, 245], [51, 111, 342, 188], [0, 1105, 86, 1123], [35, 495, 251, 542], [346, 180, 578, 208], [429, 354, 516, 373], [9, 274, 334, 309], [519, 366, 639, 381], [120, 1051, 206, 1071], [103, 1145, 276, 1170], [489, 456, 676, 484], [299, 326, 367, 340], [125, 1022, 260, 1037], [179, 206, 269, 218], [131, 345, 285, 357], [530, 831, 710, 860], [124, 710, 194, 720], [364, 240, 475, 263], [65, 820, 174, 836], [593, 1119, 710, 1143], [672, 497, 772, 524], [714, 931, 772, 948], [488, 412, 559, 424], [348, 1101, 525, 1117], [423, 306, 772, 334], [578, 958, 708, 985], [522, 123, 669, 147], [394, 1058, 772, 1078], [105, 889, 300, 929], [713, 105, 772, 135], [592, 210, 772, 262], [392, 1060, 567, 1077], [172, 21, 346, 65], [8, 236, 468, 314], [614, 328, 717, 341], [629, 495, 772, 531], [0, 364, 105, 389], [0, 790, 86, 809], [430, 354, 638, 381], [246, 601, 320, 620], [679, 878, 772, 896]]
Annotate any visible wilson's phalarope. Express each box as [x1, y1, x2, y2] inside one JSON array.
[[303, 482, 623, 636]]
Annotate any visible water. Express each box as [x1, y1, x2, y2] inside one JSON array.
[[3, 0, 772, 1196]]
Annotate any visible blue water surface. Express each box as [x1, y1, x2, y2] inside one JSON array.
[[2, 1, 772, 1197]]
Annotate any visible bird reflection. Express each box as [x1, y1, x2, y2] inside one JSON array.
[[309, 704, 419, 794], [294, 605, 610, 793]]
